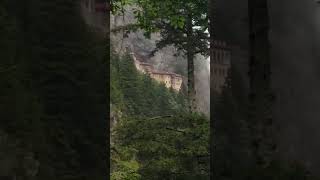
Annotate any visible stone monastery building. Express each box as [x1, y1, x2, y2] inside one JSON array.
[[212, 40, 231, 93], [129, 52, 183, 92]]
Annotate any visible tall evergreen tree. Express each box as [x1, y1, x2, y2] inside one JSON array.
[[110, 51, 209, 179], [112, 0, 209, 112]]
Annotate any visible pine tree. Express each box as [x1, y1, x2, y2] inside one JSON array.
[[112, 0, 209, 112], [111, 51, 208, 179]]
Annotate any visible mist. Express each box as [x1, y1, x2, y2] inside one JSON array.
[[111, 8, 210, 116], [216, 0, 320, 173], [110, 0, 320, 172]]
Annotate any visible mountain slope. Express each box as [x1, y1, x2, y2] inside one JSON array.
[[110, 50, 209, 179]]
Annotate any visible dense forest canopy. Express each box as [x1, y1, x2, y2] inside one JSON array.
[[111, 0, 209, 112], [0, 1, 107, 179], [112, 0, 320, 179], [2, 0, 320, 179], [110, 49, 210, 179]]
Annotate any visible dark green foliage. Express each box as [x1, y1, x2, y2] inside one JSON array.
[[0, 1, 107, 179], [110, 51, 187, 117], [115, 114, 209, 180], [113, 0, 209, 111], [110, 51, 209, 179]]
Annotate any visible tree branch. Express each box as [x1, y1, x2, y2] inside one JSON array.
[[149, 115, 174, 120], [165, 127, 187, 134]]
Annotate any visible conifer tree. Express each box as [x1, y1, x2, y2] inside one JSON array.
[[112, 0, 209, 112], [111, 51, 209, 179]]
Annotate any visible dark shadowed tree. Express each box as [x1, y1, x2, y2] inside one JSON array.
[[208, 0, 215, 178], [0, 1, 107, 179], [112, 0, 209, 112], [247, 0, 276, 171]]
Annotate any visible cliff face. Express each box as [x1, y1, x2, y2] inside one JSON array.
[[111, 6, 210, 116]]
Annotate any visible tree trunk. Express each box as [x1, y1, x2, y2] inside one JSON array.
[[208, 0, 215, 179], [106, 0, 111, 177], [248, 0, 275, 168], [186, 17, 196, 112]]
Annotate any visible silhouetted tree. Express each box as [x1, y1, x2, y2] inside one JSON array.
[[247, 0, 276, 170]]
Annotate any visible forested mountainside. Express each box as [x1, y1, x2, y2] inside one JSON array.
[[110, 50, 209, 179], [109, 46, 320, 180], [110, 7, 210, 116], [0, 1, 106, 179]]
